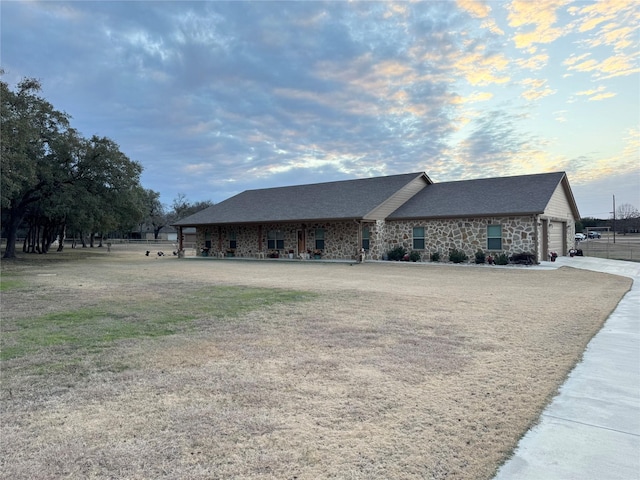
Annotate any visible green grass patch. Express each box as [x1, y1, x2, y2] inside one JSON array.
[[0, 276, 26, 292], [1, 286, 317, 361]]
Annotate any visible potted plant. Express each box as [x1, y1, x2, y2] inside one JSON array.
[[313, 249, 322, 259], [549, 251, 558, 262], [226, 248, 235, 257], [486, 254, 494, 265], [288, 249, 294, 259]]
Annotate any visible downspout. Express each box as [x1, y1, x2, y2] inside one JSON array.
[[355, 219, 362, 259]]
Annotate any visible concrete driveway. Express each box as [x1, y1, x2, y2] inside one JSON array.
[[494, 256, 640, 480]]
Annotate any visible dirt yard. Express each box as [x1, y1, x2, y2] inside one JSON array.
[[0, 247, 632, 479]]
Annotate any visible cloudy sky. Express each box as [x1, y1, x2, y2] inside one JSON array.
[[2, 0, 638, 218]]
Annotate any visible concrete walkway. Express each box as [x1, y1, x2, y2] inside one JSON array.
[[494, 256, 640, 480]]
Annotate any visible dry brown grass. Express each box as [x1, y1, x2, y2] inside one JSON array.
[[0, 247, 632, 479]]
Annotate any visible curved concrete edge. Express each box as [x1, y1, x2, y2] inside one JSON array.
[[494, 256, 640, 480]]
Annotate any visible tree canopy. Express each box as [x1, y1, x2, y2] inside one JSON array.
[[615, 203, 640, 234], [1, 76, 147, 258]]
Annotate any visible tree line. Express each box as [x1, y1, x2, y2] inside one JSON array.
[[577, 204, 640, 236], [1, 76, 211, 259]]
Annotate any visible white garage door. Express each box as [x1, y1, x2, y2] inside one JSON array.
[[549, 221, 565, 254]]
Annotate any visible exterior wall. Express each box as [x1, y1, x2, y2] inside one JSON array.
[[540, 182, 577, 257], [195, 215, 548, 262], [544, 182, 574, 218], [371, 216, 538, 261], [195, 221, 361, 259]]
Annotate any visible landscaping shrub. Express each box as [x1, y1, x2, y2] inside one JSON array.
[[387, 245, 407, 261], [510, 252, 536, 265], [409, 251, 421, 262], [474, 250, 486, 264], [495, 253, 509, 265], [430, 251, 440, 262], [449, 249, 469, 264]]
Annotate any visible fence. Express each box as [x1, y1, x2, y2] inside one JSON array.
[[576, 234, 640, 262], [4, 236, 639, 262], [0, 238, 198, 256]]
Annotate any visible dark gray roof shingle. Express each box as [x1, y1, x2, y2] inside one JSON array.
[[388, 172, 568, 219], [174, 172, 427, 226]]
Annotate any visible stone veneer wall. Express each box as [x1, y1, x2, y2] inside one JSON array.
[[195, 221, 361, 259], [369, 216, 538, 261], [195, 215, 539, 261]]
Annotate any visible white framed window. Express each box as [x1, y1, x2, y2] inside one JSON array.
[[229, 231, 237, 249], [267, 230, 284, 250], [362, 226, 370, 250], [412, 227, 425, 250], [487, 225, 502, 250], [315, 228, 325, 250]]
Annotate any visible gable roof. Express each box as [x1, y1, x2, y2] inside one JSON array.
[[388, 171, 579, 220], [174, 172, 431, 226]]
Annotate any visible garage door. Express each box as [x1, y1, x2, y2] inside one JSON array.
[[549, 221, 565, 254]]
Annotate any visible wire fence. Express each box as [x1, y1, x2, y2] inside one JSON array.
[[4, 235, 639, 262], [0, 238, 199, 256], [575, 234, 640, 262]]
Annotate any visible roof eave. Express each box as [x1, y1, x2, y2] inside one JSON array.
[[388, 211, 544, 221], [173, 216, 367, 228]]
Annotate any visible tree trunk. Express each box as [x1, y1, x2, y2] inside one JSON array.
[[41, 224, 50, 254], [154, 225, 164, 240], [24, 224, 36, 253], [2, 207, 24, 259], [34, 224, 41, 253], [57, 223, 66, 252]]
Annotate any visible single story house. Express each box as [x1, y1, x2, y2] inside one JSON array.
[[173, 171, 580, 263]]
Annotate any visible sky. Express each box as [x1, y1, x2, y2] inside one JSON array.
[[2, 0, 639, 219]]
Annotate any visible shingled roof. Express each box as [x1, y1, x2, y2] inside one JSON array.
[[174, 172, 430, 226], [388, 171, 578, 219]]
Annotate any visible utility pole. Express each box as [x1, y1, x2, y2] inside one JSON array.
[[612, 194, 616, 244]]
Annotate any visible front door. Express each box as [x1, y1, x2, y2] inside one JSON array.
[[297, 230, 306, 256]]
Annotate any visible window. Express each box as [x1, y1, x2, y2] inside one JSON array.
[[362, 226, 370, 250], [229, 231, 237, 249], [412, 227, 425, 249], [487, 225, 502, 250], [315, 228, 325, 250], [267, 230, 284, 250]]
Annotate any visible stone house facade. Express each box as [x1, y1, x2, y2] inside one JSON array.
[[177, 171, 580, 263], [368, 216, 540, 262]]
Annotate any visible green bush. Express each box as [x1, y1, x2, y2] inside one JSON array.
[[474, 250, 486, 264], [387, 245, 407, 261], [430, 251, 440, 262], [449, 249, 469, 264], [409, 251, 421, 262], [495, 253, 509, 265]]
